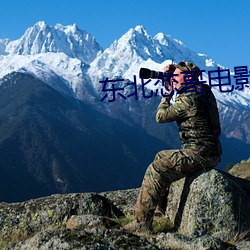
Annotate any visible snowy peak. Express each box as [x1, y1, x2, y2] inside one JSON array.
[[154, 32, 185, 49], [54, 23, 96, 43], [125, 25, 151, 42], [88, 25, 167, 81], [6, 21, 51, 55], [5, 21, 102, 64], [117, 25, 163, 61], [154, 33, 185, 47], [89, 25, 217, 84], [89, 24, 221, 83], [153, 32, 218, 69]]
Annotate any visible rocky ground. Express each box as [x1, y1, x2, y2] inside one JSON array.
[[0, 168, 250, 249]]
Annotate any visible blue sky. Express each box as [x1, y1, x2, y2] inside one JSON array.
[[0, 0, 249, 70]]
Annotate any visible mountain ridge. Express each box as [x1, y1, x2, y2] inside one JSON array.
[[1, 21, 250, 108], [2, 21, 102, 64]]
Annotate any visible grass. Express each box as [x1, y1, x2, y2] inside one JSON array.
[[225, 230, 250, 245], [152, 216, 174, 234], [0, 228, 29, 249], [0, 223, 63, 248], [113, 214, 174, 235], [112, 216, 134, 227]]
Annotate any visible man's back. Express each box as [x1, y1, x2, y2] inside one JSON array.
[[176, 84, 222, 157]]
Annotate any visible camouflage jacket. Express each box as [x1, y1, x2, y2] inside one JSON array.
[[156, 84, 222, 157]]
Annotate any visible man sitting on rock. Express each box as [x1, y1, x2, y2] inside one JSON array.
[[124, 61, 222, 233]]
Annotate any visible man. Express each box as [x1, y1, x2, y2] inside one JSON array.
[[124, 61, 222, 233]]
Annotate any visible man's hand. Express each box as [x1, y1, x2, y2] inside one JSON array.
[[164, 65, 171, 72], [164, 65, 173, 94]]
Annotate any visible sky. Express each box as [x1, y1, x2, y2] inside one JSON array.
[[0, 0, 249, 70]]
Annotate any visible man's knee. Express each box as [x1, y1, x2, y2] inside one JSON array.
[[153, 150, 176, 168], [154, 150, 172, 161]]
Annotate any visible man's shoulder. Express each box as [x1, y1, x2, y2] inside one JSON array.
[[178, 84, 214, 97], [175, 84, 216, 107]]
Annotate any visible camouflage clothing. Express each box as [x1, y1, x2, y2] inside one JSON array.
[[134, 82, 222, 224], [157, 83, 222, 157]]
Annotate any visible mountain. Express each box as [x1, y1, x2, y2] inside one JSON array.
[[0, 22, 249, 201], [88, 25, 218, 84], [0, 21, 102, 103], [0, 52, 99, 103], [0, 72, 169, 202], [4, 21, 102, 64]]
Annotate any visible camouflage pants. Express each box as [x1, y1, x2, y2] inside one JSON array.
[[134, 149, 220, 223]]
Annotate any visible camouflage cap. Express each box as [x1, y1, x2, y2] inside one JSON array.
[[175, 61, 201, 77]]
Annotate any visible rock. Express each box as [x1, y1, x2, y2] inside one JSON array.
[[165, 169, 250, 241], [229, 158, 250, 180], [0, 193, 124, 248], [101, 188, 140, 215], [1, 169, 250, 249], [4, 228, 162, 250], [65, 214, 120, 230], [235, 240, 250, 250], [156, 232, 228, 250]]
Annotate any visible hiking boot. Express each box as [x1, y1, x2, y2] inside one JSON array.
[[124, 219, 152, 233]]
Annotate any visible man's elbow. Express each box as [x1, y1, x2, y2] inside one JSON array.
[[156, 113, 164, 123], [156, 111, 174, 123]]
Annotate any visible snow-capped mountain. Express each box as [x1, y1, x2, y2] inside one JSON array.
[[3, 21, 102, 64], [0, 22, 102, 102], [1, 22, 250, 110], [0, 53, 98, 102], [88, 25, 250, 112], [88, 25, 218, 84], [0, 22, 250, 144]]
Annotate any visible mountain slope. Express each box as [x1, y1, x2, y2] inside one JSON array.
[[0, 72, 169, 202], [0, 52, 98, 103]]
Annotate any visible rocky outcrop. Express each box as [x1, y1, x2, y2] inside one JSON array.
[[165, 169, 250, 240], [0, 169, 250, 249], [229, 158, 250, 180]]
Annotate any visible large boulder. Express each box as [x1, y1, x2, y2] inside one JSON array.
[[165, 169, 250, 241]]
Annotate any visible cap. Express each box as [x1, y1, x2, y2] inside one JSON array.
[[175, 61, 201, 78]]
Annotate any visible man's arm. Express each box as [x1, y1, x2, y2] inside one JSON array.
[[156, 96, 178, 123], [156, 94, 195, 123]]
